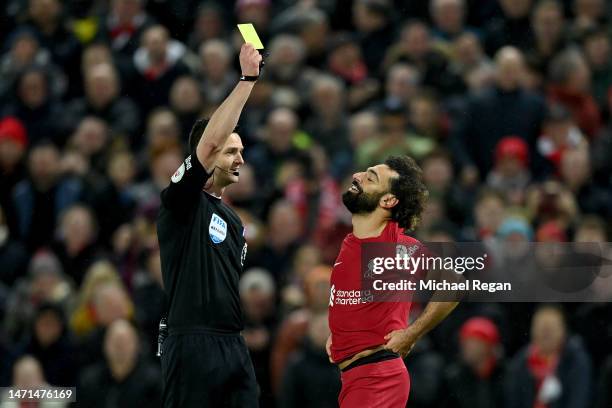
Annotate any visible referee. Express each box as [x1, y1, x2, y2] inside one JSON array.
[[156, 44, 262, 408]]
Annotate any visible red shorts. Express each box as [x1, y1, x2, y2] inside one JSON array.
[[339, 358, 410, 408]]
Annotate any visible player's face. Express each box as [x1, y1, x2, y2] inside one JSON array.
[[215, 133, 244, 186], [342, 164, 397, 214]]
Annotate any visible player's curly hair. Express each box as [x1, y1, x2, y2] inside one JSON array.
[[384, 155, 429, 231]]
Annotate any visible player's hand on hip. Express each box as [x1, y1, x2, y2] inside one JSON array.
[[384, 328, 419, 358], [239, 43, 262, 77], [326, 335, 334, 363]]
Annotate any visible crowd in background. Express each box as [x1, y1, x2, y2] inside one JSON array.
[[0, 0, 612, 407]]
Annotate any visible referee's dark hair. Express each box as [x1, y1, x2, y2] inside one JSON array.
[[188, 119, 240, 153], [384, 155, 428, 231]]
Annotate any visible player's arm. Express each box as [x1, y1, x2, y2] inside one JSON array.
[[196, 44, 261, 172], [384, 301, 458, 357], [384, 243, 460, 356]]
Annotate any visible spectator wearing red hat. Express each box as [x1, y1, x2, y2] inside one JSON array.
[[486, 136, 531, 205], [441, 317, 506, 408], [0, 116, 28, 235]]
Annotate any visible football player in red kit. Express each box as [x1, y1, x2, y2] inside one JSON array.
[[327, 155, 459, 407]]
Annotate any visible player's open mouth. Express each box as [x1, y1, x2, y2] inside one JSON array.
[[231, 168, 240, 176], [349, 181, 362, 193]]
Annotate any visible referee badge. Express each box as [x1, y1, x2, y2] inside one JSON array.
[[209, 213, 227, 244]]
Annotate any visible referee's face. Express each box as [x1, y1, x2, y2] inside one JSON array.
[[214, 133, 245, 187]]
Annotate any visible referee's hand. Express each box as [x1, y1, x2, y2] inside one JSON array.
[[239, 43, 262, 77]]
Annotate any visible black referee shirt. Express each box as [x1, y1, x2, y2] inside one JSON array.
[[157, 151, 248, 332]]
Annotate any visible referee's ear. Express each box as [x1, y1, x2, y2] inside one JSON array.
[[188, 119, 210, 153]]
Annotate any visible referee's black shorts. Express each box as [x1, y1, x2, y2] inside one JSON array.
[[161, 327, 258, 408]]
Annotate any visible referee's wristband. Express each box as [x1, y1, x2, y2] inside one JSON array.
[[240, 74, 259, 82]]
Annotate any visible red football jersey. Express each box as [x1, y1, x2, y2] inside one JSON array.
[[328, 221, 422, 363]]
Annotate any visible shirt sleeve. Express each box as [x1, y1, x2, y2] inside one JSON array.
[[160, 152, 212, 212]]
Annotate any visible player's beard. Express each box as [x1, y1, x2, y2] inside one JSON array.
[[342, 188, 384, 215]]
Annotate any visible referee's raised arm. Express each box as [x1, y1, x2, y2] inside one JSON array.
[[160, 44, 261, 212], [195, 44, 262, 172]]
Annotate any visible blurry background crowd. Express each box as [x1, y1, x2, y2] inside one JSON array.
[[0, 0, 611, 407]]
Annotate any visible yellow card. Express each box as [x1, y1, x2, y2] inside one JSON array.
[[237, 23, 264, 49]]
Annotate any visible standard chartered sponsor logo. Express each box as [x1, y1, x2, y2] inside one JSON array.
[[329, 285, 373, 305]]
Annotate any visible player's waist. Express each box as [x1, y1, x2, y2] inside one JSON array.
[[337, 346, 400, 371], [168, 325, 242, 337]]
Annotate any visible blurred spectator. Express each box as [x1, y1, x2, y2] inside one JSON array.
[[378, 63, 420, 113], [132, 246, 164, 352], [526, 180, 578, 229], [465, 189, 507, 241], [12, 302, 77, 386], [240, 268, 277, 407], [484, 0, 533, 54], [525, 0, 567, 79], [62, 63, 140, 142], [2, 67, 62, 144], [0, 117, 28, 234], [572, 0, 608, 36], [51, 204, 101, 285], [236, 0, 272, 38], [249, 200, 302, 283], [450, 47, 546, 184], [86, 150, 137, 248], [67, 117, 111, 177], [284, 146, 344, 254], [3, 249, 73, 344], [421, 150, 469, 226], [198, 39, 236, 108], [548, 48, 601, 138], [0, 205, 27, 286], [386, 20, 465, 95], [0, 28, 66, 102], [131, 139, 182, 212], [187, 2, 227, 50], [486, 136, 532, 205], [430, 0, 476, 45], [79, 319, 161, 408], [441, 317, 505, 408], [271, 265, 331, 393], [1, 355, 69, 408], [559, 147, 612, 217], [406, 91, 446, 157], [97, 0, 155, 62], [169, 75, 203, 137], [279, 312, 340, 408], [352, 0, 394, 74], [304, 75, 351, 173], [22, 0, 80, 68], [132, 25, 193, 115], [537, 104, 587, 174], [506, 305, 592, 408], [247, 107, 306, 189], [581, 27, 612, 110], [13, 142, 82, 250], [450, 32, 495, 91]]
